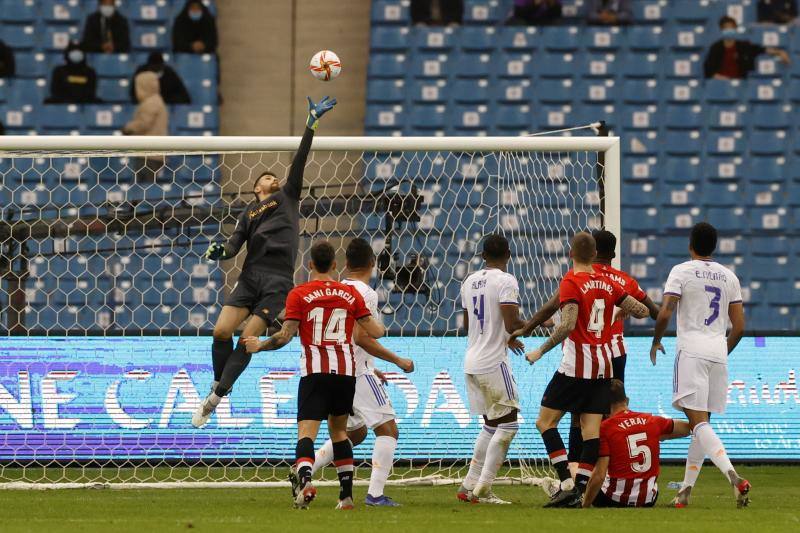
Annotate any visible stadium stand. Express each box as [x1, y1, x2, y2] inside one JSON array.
[[366, 0, 799, 331]]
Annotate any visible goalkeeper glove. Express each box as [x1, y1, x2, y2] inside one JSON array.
[[204, 242, 228, 261], [306, 96, 337, 130]]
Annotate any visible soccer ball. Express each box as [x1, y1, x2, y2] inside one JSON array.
[[309, 50, 342, 81]]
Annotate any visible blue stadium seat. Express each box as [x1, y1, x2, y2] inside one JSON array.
[[369, 53, 407, 78], [371, 0, 410, 24], [628, 26, 663, 50], [535, 105, 575, 130], [410, 80, 447, 103], [14, 52, 48, 78], [536, 79, 575, 104], [454, 51, 493, 78], [746, 79, 785, 103], [706, 104, 745, 130], [743, 182, 782, 207], [172, 105, 219, 133], [6, 78, 47, 105], [582, 80, 615, 103], [409, 104, 447, 129], [750, 26, 790, 49], [42, 0, 84, 24], [667, 0, 718, 24], [700, 182, 741, 207], [42, 25, 80, 51], [664, 104, 704, 129], [412, 27, 454, 51], [621, 79, 659, 103], [582, 27, 622, 51], [753, 56, 785, 79], [748, 156, 787, 183], [663, 131, 703, 156], [2, 24, 38, 49], [131, 25, 168, 51], [83, 104, 129, 130], [704, 157, 744, 181], [409, 53, 451, 78], [541, 26, 580, 51], [751, 236, 791, 257], [492, 79, 533, 103], [704, 79, 742, 103], [495, 104, 533, 131], [705, 132, 745, 156], [664, 53, 702, 79], [632, 0, 666, 23], [90, 53, 134, 78], [531, 53, 573, 79], [40, 104, 82, 132], [707, 207, 746, 232], [498, 26, 538, 51], [666, 26, 708, 51], [750, 102, 790, 130], [463, 0, 502, 24], [624, 156, 658, 181], [662, 79, 701, 104], [621, 108, 658, 130], [97, 78, 131, 103], [622, 207, 660, 232], [621, 53, 660, 78], [0, 0, 39, 23], [128, 0, 171, 24], [458, 26, 496, 50], [622, 181, 659, 206], [453, 78, 490, 103], [453, 104, 490, 130], [174, 54, 217, 80], [749, 208, 789, 231], [750, 130, 789, 156], [580, 52, 617, 79], [367, 79, 406, 103]]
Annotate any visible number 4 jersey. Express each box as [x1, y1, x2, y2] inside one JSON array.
[[663, 260, 742, 363], [284, 279, 372, 377], [559, 269, 627, 379]]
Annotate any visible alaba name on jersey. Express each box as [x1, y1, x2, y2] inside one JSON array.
[[284, 279, 371, 377], [558, 269, 627, 379], [663, 259, 742, 362], [592, 263, 647, 358], [460, 268, 520, 375], [341, 278, 382, 377], [599, 410, 675, 507]]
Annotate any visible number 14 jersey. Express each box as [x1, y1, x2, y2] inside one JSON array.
[[663, 260, 742, 363], [559, 269, 627, 379]]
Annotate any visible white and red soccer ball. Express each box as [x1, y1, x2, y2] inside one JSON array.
[[309, 50, 342, 81]]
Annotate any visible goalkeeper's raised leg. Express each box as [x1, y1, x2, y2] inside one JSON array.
[[192, 96, 337, 428]]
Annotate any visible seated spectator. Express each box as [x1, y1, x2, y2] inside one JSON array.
[[46, 42, 100, 104], [704, 16, 790, 79], [411, 0, 464, 25], [757, 0, 797, 23], [81, 0, 131, 53], [0, 39, 15, 78], [506, 0, 562, 26], [587, 0, 632, 25], [172, 0, 218, 54], [130, 52, 191, 104]]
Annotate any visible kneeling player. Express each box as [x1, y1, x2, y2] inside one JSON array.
[[244, 241, 384, 510], [583, 380, 690, 508], [457, 234, 525, 505], [309, 238, 414, 507]]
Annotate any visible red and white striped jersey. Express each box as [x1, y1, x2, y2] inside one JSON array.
[[592, 263, 647, 358], [599, 410, 675, 507], [558, 269, 627, 379], [283, 279, 372, 377]]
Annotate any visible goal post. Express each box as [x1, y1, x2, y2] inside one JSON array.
[[0, 134, 620, 489]]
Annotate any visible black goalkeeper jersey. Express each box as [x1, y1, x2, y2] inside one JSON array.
[[222, 126, 314, 276]]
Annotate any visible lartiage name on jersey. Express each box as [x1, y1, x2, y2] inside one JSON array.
[[301, 287, 357, 306], [579, 279, 615, 295]]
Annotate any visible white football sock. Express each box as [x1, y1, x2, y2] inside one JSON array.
[[694, 422, 735, 481], [311, 439, 334, 476], [682, 433, 705, 489], [462, 425, 495, 491], [478, 422, 518, 487], [368, 436, 397, 497]]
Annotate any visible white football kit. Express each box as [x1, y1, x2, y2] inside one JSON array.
[[341, 278, 396, 431], [663, 260, 742, 414], [461, 268, 521, 420]]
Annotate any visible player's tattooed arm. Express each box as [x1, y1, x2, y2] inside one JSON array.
[[582, 456, 609, 508], [357, 315, 385, 339], [525, 303, 577, 364], [727, 302, 745, 355], [619, 295, 649, 319], [243, 320, 299, 353], [642, 295, 661, 320], [511, 289, 559, 341], [650, 295, 679, 365]]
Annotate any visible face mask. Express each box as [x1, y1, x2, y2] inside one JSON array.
[[99, 5, 115, 18], [68, 50, 84, 63], [721, 28, 738, 39], [189, 10, 203, 21]]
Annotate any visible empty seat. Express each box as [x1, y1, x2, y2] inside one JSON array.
[[42, 25, 80, 51], [532, 53, 574, 79], [367, 79, 406, 103], [704, 157, 744, 181], [6, 78, 47, 105], [3, 24, 39, 49], [495, 104, 532, 131], [749, 208, 789, 231], [750, 130, 788, 156], [463, 0, 502, 24], [97, 78, 131, 103], [409, 104, 447, 129], [582, 27, 622, 51], [172, 105, 218, 133], [454, 51, 493, 78], [371, 0, 410, 24], [128, 0, 171, 24], [40, 104, 82, 131], [664, 104, 704, 129], [494, 52, 535, 78], [707, 104, 745, 130], [704, 79, 742, 103], [540, 26, 580, 51], [14, 52, 48, 78], [750, 102, 790, 130], [131, 25, 168, 51], [369, 53, 407, 78], [1, 0, 38, 23], [492, 79, 533, 103], [662, 79, 701, 104], [666, 26, 707, 51], [707, 207, 746, 231], [748, 157, 788, 183], [409, 53, 451, 78], [412, 27, 454, 51], [665, 53, 702, 79], [84, 104, 129, 130], [701, 182, 742, 207], [536, 79, 575, 104], [458, 26, 496, 51], [453, 78, 490, 103], [622, 79, 659, 103], [410, 80, 447, 103], [751, 26, 790, 49], [174, 54, 217, 80], [453, 104, 489, 130], [621, 53, 660, 78], [498, 26, 538, 51], [743, 182, 782, 207], [632, 0, 666, 23], [746, 79, 785, 102], [628, 26, 663, 50], [706, 132, 745, 156], [91, 53, 134, 78], [663, 131, 703, 156]]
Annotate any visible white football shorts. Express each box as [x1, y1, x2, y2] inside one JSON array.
[[465, 361, 520, 420], [672, 351, 728, 414], [347, 371, 396, 431]]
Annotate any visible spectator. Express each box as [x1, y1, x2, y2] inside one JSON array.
[[757, 0, 798, 23], [0, 39, 15, 78], [704, 16, 790, 79], [81, 0, 131, 53], [46, 42, 99, 104], [587, 0, 632, 25], [410, 0, 464, 25], [124, 72, 168, 181], [130, 52, 191, 104], [172, 0, 218, 54], [506, 0, 562, 26]]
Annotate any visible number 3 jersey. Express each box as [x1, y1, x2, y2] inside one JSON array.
[[460, 268, 521, 375], [663, 260, 742, 363], [284, 279, 372, 377], [559, 269, 627, 379], [599, 410, 675, 507]]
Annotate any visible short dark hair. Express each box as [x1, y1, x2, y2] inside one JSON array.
[[310, 241, 336, 273], [346, 238, 374, 270], [592, 229, 617, 259], [571, 232, 596, 263], [482, 233, 511, 260], [719, 15, 737, 28], [609, 379, 628, 405], [254, 170, 277, 190], [690, 222, 717, 256]]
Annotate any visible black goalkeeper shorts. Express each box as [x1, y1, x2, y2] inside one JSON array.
[[224, 270, 293, 327], [297, 374, 356, 421], [540, 372, 612, 415]]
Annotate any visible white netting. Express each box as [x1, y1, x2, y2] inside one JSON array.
[[0, 136, 612, 488]]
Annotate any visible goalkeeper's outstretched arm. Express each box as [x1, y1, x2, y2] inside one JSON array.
[[283, 96, 337, 201], [204, 209, 248, 261]]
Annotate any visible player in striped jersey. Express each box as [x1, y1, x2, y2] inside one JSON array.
[[522, 232, 650, 507], [583, 380, 690, 508], [308, 238, 414, 507], [243, 241, 384, 510]]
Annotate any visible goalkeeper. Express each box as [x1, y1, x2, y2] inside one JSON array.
[[192, 95, 337, 428]]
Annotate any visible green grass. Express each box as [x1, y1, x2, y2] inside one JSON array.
[[0, 466, 797, 533]]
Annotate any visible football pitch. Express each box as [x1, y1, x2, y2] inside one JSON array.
[[0, 466, 797, 533]]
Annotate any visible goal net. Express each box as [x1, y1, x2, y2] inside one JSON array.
[[0, 135, 619, 489]]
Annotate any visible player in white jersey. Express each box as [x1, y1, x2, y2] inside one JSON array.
[[309, 238, 414, 507], [650, 222, 749, 508], [457, 234, 526, 505]]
